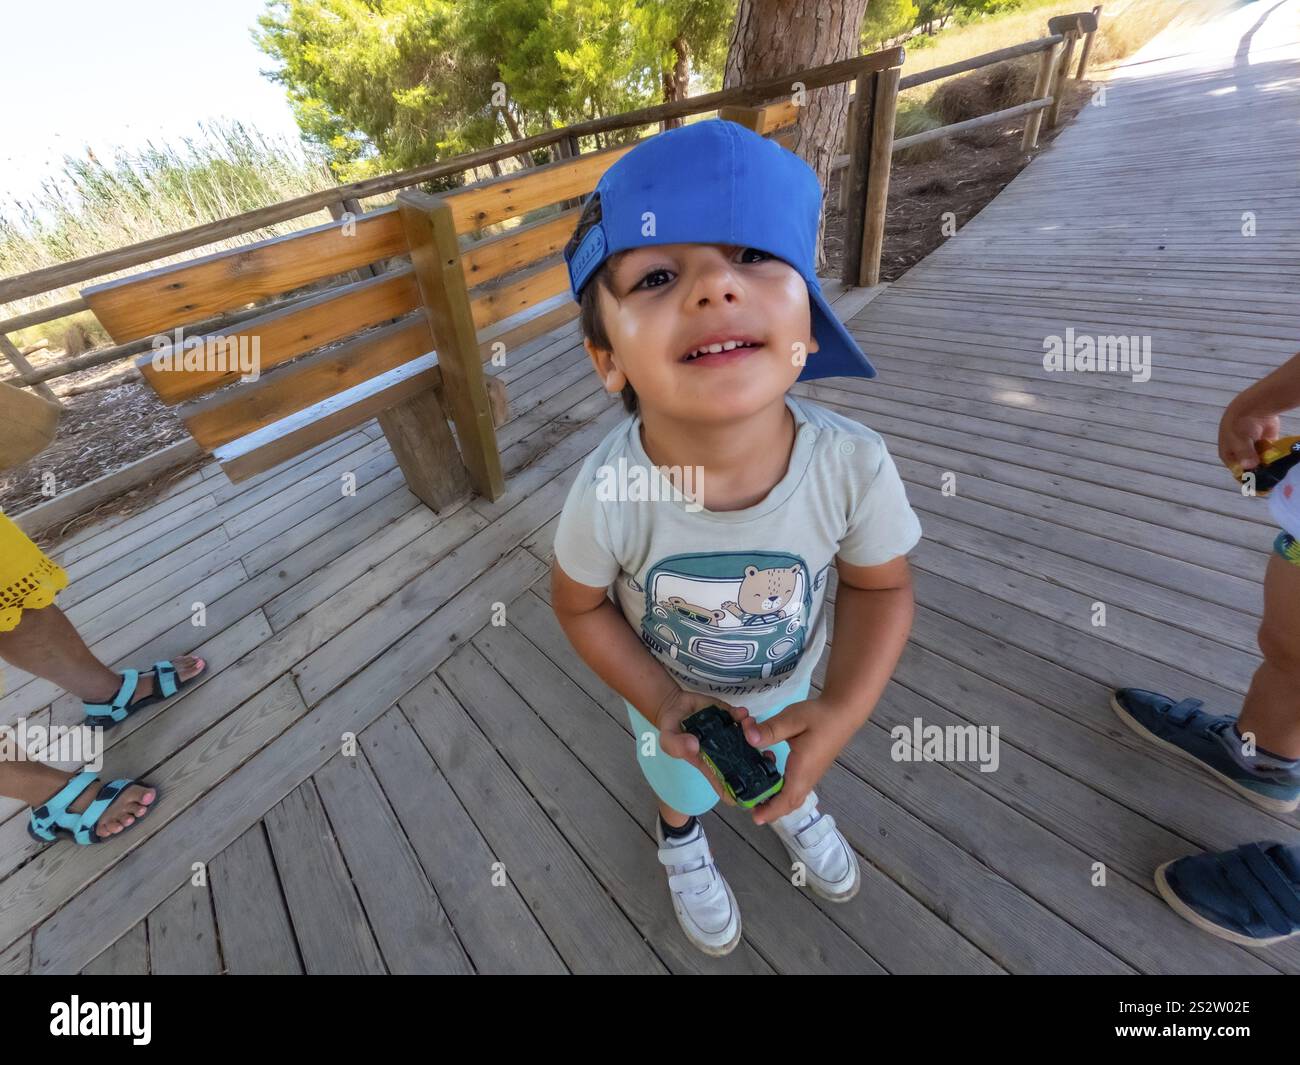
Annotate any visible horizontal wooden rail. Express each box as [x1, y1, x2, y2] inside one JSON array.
[[0, 297, 88, 335], [891, 96, 1053, 152], [84, 207, 407, 343], [897, 34, 1063, 91], [135, 266, 420, 404], [0, 46, 902, 306]]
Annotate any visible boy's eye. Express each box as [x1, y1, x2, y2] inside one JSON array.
[[631, 248, 773, 291]]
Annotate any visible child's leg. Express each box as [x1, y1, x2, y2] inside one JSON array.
[[625, 702, 726, 818], [1236, 549, 1300, 758], [624, 690, 801, 818]]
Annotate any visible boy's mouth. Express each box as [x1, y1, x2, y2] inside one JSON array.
[[679, 336, 765, 366]]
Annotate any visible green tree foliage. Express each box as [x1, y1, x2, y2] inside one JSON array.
[[861, 0, 919, 49], [917, 0, 1021, 34], [255, 0, 733, 182]]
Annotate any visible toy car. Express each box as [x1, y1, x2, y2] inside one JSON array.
[[680, 705, 783, 808], [1233, 436, 1300, 497]]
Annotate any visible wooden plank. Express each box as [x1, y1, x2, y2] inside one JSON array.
[[14, 671, 305, 968], [81, 924, 148, 976], [84, 208, 408, 343], [13, 440, 203, 539], [181, 316, 433, 449], [0, 933, 31, 975], [213, 354, 441, 483], [461, 208, 579, 289], [147, 881, 222, 975], [483, 603, 1003, 974], [469, 259, 569, 332], [137, 268, 421, 404], [28, 549, 546, 973], [360, 707, 566, 974], [208, 824, 302, 974], [313, 753, 473, 974], [399, 664, 674, 974], [264, 782, 386, 974]]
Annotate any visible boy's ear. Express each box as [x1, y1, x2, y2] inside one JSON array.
[[584, 337, 628, 394]]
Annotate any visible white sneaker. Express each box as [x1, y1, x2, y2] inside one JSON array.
[[770, 790, 860, 902], [656, 816, 742, 956]]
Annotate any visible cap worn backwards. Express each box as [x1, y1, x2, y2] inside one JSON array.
[[562, 118, 877, 381]]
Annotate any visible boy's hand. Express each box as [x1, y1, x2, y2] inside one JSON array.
[[653, 689, 754, 807], [1219, 399, 1282, 473], [745, 697, 849, 826]]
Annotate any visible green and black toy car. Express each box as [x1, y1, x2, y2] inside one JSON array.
[[1233, 436, 1300, 497], [681, 705, 783, 808]]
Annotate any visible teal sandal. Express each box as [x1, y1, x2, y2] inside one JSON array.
[[83, 658, 205, 730], [28, 770, 159, 846]]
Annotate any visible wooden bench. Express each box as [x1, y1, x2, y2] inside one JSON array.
[[79, 106, 798, 510]]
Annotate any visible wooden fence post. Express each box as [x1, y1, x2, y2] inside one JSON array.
[[327, 198, 381, 281], [841, 63, 901, 288], [555, 133, 584, 210], [1076, 6, 1103, 79], [1048, 30, 1079, 128], [0, 333, 59, 403], [847, 65, 899, 287], [838, 96, 858, 215], [1022, 41, 1063, 150], [395, 188, 506, 503]]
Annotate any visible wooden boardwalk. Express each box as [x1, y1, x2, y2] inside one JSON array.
[[3, 1, 1299, 975]]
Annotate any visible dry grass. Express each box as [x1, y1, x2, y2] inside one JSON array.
[[902, 0, 1203, 112], [901, 0, 1226, 142]]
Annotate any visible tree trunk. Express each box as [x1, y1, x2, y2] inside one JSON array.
[[723, 0, 872, 274], [498, 106, 536, 169], [662, 35, 691, 131]]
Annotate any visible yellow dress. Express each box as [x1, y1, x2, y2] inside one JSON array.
[[0, 510, 67, 633]]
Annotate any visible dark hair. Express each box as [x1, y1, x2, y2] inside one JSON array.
[[564, 194, 638, 414]]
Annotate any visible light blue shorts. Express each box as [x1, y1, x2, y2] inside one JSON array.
[[623, 679, 812, 816]]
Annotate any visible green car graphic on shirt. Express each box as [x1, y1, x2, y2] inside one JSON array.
[[639, 550, 812, 684]]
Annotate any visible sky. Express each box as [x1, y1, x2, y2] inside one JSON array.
[[1, 0, 305, 210]]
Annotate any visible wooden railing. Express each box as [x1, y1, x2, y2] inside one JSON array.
[[0, 8, 1102, 406]]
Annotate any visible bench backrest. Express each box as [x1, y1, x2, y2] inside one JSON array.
[[79, 105, 798, 491]]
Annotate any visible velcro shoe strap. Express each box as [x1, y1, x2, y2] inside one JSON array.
[[668, 866, 715, 895], [796, 813, 838, 852], [658, 836, 710, 868], [1239, 844, 1300, 926]]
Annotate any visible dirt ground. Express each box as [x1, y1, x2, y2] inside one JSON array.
[[2, 81, 1090, 534], [823, 80, 1090, 281]]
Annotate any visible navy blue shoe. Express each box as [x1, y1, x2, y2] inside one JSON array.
[[1156, 842, 1300, 947], [1110, 688, 1300, 813]]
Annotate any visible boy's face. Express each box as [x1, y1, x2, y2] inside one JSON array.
[[584, 241, 819, 423]]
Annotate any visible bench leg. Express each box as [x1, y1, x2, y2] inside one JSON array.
[[378, 387, 472, 512]]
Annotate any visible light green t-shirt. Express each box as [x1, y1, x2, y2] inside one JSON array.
[[553, 392, 923, 717]]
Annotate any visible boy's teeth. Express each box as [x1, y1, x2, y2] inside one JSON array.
[[687, 340, 755, 360]]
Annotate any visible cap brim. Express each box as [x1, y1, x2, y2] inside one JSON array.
[[799, 287, 878, 382]]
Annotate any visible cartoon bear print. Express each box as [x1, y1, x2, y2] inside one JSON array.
[[658, 596, 728, 627], [722, 564, 800, 626]]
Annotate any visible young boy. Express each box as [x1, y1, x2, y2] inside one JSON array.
[[1112, 350, 1300, 947], [549, 119, 922, 956]]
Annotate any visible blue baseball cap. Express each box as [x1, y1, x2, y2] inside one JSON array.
[[563, 118, 876, 381]]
